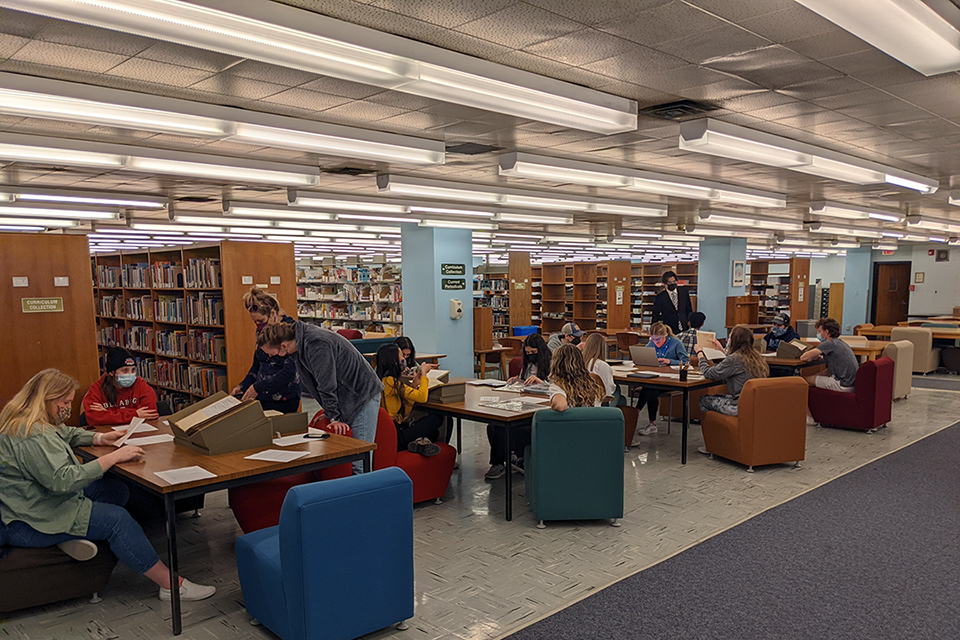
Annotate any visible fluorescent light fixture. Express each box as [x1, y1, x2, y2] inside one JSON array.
[[795, 0, 960, 76], [905, 214, 960, 234], [379, 174, 667, 217], [0, 133, 320, 186], [804, 221, 883, 239], [499, 152, 786, 207], [225, 202, 336, 221], [274, 221, 362, 232], [873, 243, 899, 251], [0, 216, 80, 228], [231, 227, 303, 236], [6, 0, 636, 134], [0, 224, 44, 231], [174, 215, 273, 227], [950, 191, 960, 207], [0, 185, 167, 209], [337, 213, 418, 223], [419, 219, 497, 230], [698, 211, 804, 232], [620, 232, 663, 238], [133, 223, 224, 233], [409, 206, 496, 218], [809, 201, 905, 222], [0, 203, 118, 220], [287, 190, 411, 214], [680, 119, 939, 193], [494, 212, 573, 225]]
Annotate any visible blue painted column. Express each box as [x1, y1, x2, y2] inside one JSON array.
[[842, 247, 873, 334], [401, 225, 474, 377], [696, 238, 747, 339]]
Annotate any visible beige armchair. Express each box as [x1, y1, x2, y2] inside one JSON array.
[[839, 335, 869, 347], [882, 340, 914, 400], [890, 327, 940, 374]]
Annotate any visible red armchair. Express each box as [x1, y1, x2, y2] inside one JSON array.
[[508, 356, 522, 379], [337, 328, 363, 340], [229, 408, 456, 533], [808, 357, 894, 433]]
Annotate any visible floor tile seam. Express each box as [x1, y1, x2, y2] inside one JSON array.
[[488, 413, 960, 640]]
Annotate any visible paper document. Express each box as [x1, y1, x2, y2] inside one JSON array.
[[479, 396, 500, 403], [426, 369, 451, 389], [154, 466, 216, 484], [177, 396, 241, 431], [245, 449, 310, 463], [466, 379, 507, 387], [126, 434, 174, 446], [761, 352, 778, 357], [273, 434, 310, 447], [519, 396, 550, 404], [115, 418, 157, 434], [113, 417, 144, 447], [696, 331, 716, 348]]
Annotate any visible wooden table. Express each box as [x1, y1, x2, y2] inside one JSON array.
[[363, 351, 447, 367], [475, 345, 511, 379], [898, 319, 960, 326], [78, 421, 376, 635], [421, 379, 545, 521], [611, 365, 725, 464], [856, 325, 960, 341]]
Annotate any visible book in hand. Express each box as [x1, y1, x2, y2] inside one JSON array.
[[776, 339, 815, 359], [698, 347, 727, 361]]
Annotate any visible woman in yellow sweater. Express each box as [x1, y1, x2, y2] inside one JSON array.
[[375, 344, 444, 456]]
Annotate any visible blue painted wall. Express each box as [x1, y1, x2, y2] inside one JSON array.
[[401, 225, 474, 377], [842, 247, 873, 333], [696, 238, 747, 339]]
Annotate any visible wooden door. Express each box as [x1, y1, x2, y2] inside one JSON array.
[[873, 262, 911, 325]]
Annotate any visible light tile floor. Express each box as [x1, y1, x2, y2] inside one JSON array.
[[3, 384, 958, 640]]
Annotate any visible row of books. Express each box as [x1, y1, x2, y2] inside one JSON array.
[[156, 329, 188, 357], [135, 357, 156, 385], [126, 295, 152, 321], [475, 279, 509, 291], [122, 263, 150, 288], [127, 326, 154, 353], [298, 265, 399, 283], [96, 265, 122, 288], [155, 295, 185, 323], [187, 330, 226, 364], [187, 293, 224, 326], [188, 365, 228, 397], [152, 261, 184, 289], [158, 389, 192, 413], [157, 359, 190, 392], [475, 296, 509, 309], [99, 295, 123, 317], [185, 257, 222, 288], [96, 325, 123, 348]]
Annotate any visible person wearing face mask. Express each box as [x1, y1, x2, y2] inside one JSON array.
[[231, 286, 301, 414], [632, 322, 690, 439], [82, 347, 158, 427], [0, 369, 215, 602], [652, 270, 694, 335], [763, 312, 800, 352]]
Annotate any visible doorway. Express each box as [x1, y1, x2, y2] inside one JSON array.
[[871, 262, 911, 325]]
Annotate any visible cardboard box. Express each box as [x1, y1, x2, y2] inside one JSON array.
[[265, 410, 308, 435], [169, 391, 272, 455], [427, 381, 465, 404]]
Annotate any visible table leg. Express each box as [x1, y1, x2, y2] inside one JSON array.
[[164, 494, 182, 635], [455, 417, 462, 456], [478, 354, 485, 380], [500, 352, 507, 380], [503, 422, 513, 521], [363, 451, 373, 473], [681, 388, 689, 465]]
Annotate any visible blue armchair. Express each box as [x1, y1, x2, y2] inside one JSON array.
[[235, 468, 414, 640], [524, 407, 625, 528]]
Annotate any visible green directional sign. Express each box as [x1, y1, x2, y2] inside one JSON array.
[[442, 278, 466, 290], [441, 263, 466, 276]]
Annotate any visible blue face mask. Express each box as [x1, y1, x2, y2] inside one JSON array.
[[772, 326, 787, 337], [116, 374, 137, 388]]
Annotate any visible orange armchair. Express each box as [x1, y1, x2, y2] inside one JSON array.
[[700, 378, 808, 473]]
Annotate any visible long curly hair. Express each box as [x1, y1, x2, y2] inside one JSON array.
[[727, 326, 769, 379], [549, 344, 602, 407]]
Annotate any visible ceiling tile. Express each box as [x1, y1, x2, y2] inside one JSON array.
[[737, 4, 838, 42], [524, 0, 673, 26], [223, 59, 321, 87], [782, 29, 870, 61], [597, 1, 726, 47], [367, 0, 515, 29], [35, 19, 152, 57], [0, 33, 28, 59], [10, 40, 128, 74], [189, 74, 287, 100], [298, 76, 385, 100], [683, 0, 796, 23], [704, 45, 841, 89], [316, 100, 410, 123], [458, 3, 583, 49], [524, 29, 643, 67], [0, 8, 51, 39], [136, 41, 242, 72], [106, 57, 215, 87], [658, 23, 771, 65], [257, 88, 354, 112]]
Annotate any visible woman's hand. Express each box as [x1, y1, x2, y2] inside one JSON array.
[[98, 445, 144, 471], [327, 421, 350, 435], [96, 430, 124, 446], [523, 375, 542, 386], [507, 376, 519, 384], [87, 402, 106, 412], [231, 385, 242, 396], [420, 362, 433, 376], [136, 406, 159, 420], [658, 357, 671, 365], [241, 386, 258, 402]]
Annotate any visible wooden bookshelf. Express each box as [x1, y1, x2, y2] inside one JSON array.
[[531, 265, 542, 329], [540, 263, 567, 334], [473, 267, 509, 340], [508, 251, 532, 331], [632, 261, 699, 330], [604, 261, 632, 333], [92, 241, 295, 412], [572, 262, 598, 331], [296, 262, 402, 335], [748, 258, 810, 324]]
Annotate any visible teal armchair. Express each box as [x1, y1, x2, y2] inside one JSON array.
[[524, 407, 625, 528]]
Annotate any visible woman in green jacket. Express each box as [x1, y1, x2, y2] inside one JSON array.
[[0, 369, 215, 602]]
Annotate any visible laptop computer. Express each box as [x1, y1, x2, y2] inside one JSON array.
[[629, 345, 661, 367]]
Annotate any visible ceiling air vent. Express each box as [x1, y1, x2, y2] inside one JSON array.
[[446, 142, 503, 155], [639, 100, 720, 121], [321, 166, 377, 176], [175, 196, 216, 203]]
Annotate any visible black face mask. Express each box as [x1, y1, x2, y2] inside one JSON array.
[[667, 283, 677, 291]]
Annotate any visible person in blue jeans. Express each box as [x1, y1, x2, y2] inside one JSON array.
[[633, 322, 690, 439], [258, 322, 383, 474], [0, 369, 215, 603]]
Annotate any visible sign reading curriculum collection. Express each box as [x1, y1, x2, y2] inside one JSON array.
[[21, 297, 64, 313], [441, 263, 466, 276]]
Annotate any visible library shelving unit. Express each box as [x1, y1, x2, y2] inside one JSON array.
[[508, 251, 532, 331], [531, 265, 542, 329], [92, 240, 296, 412], [633, 262, 699, 330], [572, 262, 598, 332], [473, 268, 509, 340], [601, 261, 632, 334], [540, 263, 567, 334], [747, 257, 810, 324], [296, 263, 402, 336]]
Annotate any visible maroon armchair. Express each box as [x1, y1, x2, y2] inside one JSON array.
[[508, 356, 522, 379], [229, 408, 456, 533], [336, 328, 363, 340], [808, 357, 894, 433]]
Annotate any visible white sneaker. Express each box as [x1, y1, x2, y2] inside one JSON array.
[[806, 415, 818, 426], [57, 539, 98, 561], [159, 578, 217, 602], [629, 430, 645, 447], [639, 422, 658, 436]]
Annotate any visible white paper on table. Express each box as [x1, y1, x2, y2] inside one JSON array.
[[176, 396, 242, 430], [113, 417, 143, 447], [125, 434, 175, 446], [161, 420, 170, 426], [115, 418, 157, 434], [761, 352, 778, 357], [520, 396, 550, 404], [154, 466, 216, 484], [273, 433, 310, 447], [466, 379, 507, 387], [479, 396, 500, 403], [244, 449, 310, 463]]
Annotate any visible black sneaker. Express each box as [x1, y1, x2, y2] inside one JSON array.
[[510, 453, 525, 474], [485, 463, 506, 480]]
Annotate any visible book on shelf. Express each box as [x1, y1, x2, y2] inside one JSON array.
[[155, 295, 185, 323], [188, 329, 226, 364], [156, 329, 188, 357], [122, 262, 150, 288], [96, 265, 121, 288], [185, 257, 222, 288], [152, 261, 184, 288], [187, 292, 224, 326]]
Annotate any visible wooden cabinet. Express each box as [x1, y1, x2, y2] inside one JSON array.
[[508, 251, 532, 330], [726, 296, 760, 328], [748, 258, 810, 324], [474, 306, 493, 351]]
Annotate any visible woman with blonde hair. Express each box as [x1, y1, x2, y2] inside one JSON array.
[[580, 332, 620, 404], [695, 325, 770, 417], [231, 286, 300, 413], [0, 369, 215, 602], [549, 344, 604, 411], [634, 321, 690, 438]]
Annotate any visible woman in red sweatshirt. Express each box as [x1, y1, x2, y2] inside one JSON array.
[[83, 347, 158, 426]]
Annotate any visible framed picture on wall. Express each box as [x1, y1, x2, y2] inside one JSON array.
[[915, 272, 925, 283], [732, 260, 745, 287]]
